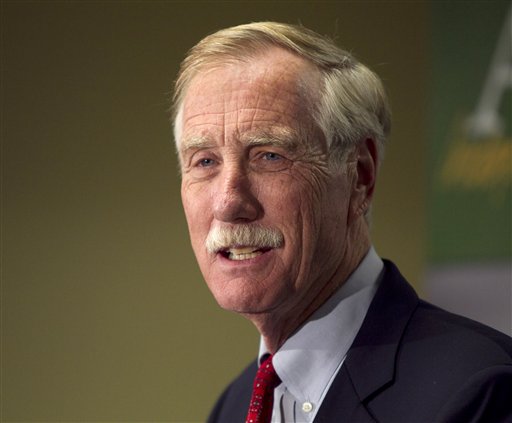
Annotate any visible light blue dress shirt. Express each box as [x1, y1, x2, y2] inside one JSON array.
[[258, 247, 384, 423]]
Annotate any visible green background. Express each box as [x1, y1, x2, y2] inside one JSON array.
[[428, 1, 511, 262], [2, 1, 435, 421]]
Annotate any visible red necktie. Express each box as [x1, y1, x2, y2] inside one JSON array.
[[246, 354, 281, 423]]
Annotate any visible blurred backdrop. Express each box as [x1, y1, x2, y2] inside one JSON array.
[[1, 1, 510, 421]]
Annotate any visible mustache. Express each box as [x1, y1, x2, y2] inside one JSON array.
[[205, 224, 284, 253]]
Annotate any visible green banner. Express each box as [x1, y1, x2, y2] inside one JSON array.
[[428, 1, 512, 263]]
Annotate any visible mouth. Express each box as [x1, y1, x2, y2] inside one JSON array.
[[219, 246, 272, 261]]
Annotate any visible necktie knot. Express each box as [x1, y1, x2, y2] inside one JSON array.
[[246, 354, 280, 423]]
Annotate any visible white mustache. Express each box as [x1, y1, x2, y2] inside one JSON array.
[[205, 224, 284, 253]]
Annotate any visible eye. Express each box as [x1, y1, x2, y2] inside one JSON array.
[[250, 149, 292, 172], [184, 151, 220, 179], [262, 152, 283, 161], [197, 158, 216, 167]]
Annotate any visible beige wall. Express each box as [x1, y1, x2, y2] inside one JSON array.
[[1, 2, 427, 421]]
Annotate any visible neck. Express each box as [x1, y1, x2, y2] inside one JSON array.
[[247, 221, 372, 353]]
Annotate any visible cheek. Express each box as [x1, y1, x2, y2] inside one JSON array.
[[263, 176, 322, 262], [257, 168, 329, 235], [181, 185, 211, 246], [285, 168, 332, 224], [292, 172, 350, 254]]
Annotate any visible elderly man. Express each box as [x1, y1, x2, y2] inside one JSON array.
[[172, 22, 512, 423]]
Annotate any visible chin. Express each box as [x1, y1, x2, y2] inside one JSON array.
[[204, 270, 291, 314], [213, 293, 257, 313], [208, 285, 267, 313]]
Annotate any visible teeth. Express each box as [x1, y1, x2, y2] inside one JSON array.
[[229, 247, 258, 254], [229, 251, 263, 261], [226, 247, 263, 261]]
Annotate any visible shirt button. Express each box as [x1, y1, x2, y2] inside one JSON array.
[[302, 402, 313, 413]]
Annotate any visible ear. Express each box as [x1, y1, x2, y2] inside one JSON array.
[[348, 138, 378, 224]]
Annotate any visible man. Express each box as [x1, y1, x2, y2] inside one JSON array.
[[172, 22, 512, 423]]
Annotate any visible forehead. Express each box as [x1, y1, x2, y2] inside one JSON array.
[[179, 48, 321, 146]]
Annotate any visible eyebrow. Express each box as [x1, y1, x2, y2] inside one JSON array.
[[179, 127, 301, 156], [179, 136, 215, 156], [242, 128, 300, 150]]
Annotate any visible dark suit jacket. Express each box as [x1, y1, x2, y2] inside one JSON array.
[[207, 260, 512, 423]]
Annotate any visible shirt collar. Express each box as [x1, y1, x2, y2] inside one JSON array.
[[258, 247, 383, 406]]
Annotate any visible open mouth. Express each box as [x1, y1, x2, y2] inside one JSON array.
[[219, 246, 272, 261]]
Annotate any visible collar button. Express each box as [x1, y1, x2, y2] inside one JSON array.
[[302, 402, 313, 413]]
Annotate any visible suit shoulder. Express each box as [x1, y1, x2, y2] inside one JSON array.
[[410, 299, 512, 361], [366, 285, 512, 421], [436, 363, 512, 422]]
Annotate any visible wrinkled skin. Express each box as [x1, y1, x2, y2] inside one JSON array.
[[178, 48, 376, 352]]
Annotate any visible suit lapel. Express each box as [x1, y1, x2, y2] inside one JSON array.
[[315, 260, 419, 422], [314, 365, 378, 422]]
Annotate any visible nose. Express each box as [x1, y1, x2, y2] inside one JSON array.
[[212, 163, 262, 223]]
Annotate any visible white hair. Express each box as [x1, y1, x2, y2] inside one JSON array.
[[172, 21, 391, 170], [205, 225, 284, 254]]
